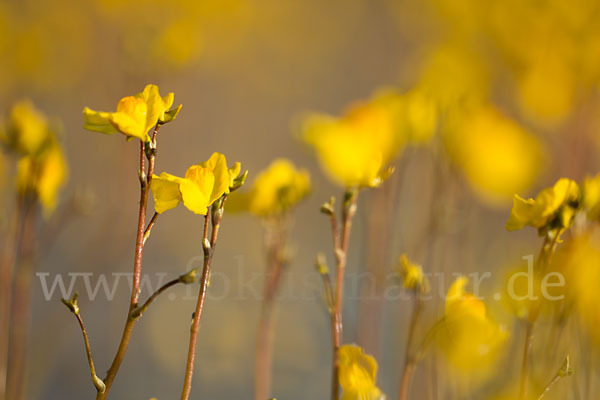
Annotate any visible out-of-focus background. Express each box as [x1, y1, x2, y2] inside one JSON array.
[[1, 0, 600, 399]]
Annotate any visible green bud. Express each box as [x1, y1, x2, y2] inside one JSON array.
[[315, 253, 329, 275], [230, 170, 248, 192], [61, 292, 79, 314], [159, 104, 182, 125], [320, 196, 335, 216]]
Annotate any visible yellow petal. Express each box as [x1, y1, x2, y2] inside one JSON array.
[[137, 84, 176, 126], [398, 254, 429, 293], [108, 96, 149, 140], [338, 345, 378, 393], [506, 195, 536, 231], [179, 177, 210, 215], [150, 173, 184, 214], [445, 276, 486, 319], [228, 162, 242, 188], [82, 107, 119, 136], [194, 152, 229, 205], [6, 100, 50, 155], [37, 144, 68, 215], [246, 158, 310, 217]]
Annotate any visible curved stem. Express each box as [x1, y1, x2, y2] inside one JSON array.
[[97, 134, 156, 399], [129, 278, 181, 321], [180, 198, 226, 400], [143, 212, 159, 245], [66, 308, 105, 393]]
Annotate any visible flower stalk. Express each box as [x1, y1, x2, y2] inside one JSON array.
[[96, 128, 158, 400], [61, 293, 105, 393], [5, 194, 38, 400], [180, 196, 227, 400], [326, 189, 358, 400], [518, 230, 561, 400], [398, 292, 424, 400], [254, 218, 288, 400]]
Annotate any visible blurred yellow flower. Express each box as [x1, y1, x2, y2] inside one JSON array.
[[372, 88, 438, 145], [506, 178, 580, 232], [517, 52, 574, 125], [1, 100, 51, 156], [397, 254, 430, 294], [151, 152, 241, 215], [83, 84, 180, 141], [243, 158, 310, 217], [301, 100, 401, 188], [418, 44, 489, 110], [562, 234, 600, 346], [16, 140, 68, 216], [582, 173, 600, 221], [338, 344, 385, 400], [1, 100, 68, 215], [445, 105, 544, 206], [436, 277, 508, 382]]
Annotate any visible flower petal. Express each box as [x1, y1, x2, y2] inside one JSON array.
[[150, 173, 184, 214], [83, 107, 118, 135]]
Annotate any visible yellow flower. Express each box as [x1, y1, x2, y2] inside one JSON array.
[[301, 99, 401, 188], [436, 277, 508, 383], [582, 173, 600, 221], [506, 178, 580, 232], [338, 344, 385, 400], [83, 84, 180, 141], [242, 158, 310, 217], [1, 100, 51, 156], [445, 105, 545, 206], [562, 234, 600, 347], [371, 88, 438, 145], [397, 254, 430, 294], [150, 152, 241, 215], [16, 140, 68, 216]]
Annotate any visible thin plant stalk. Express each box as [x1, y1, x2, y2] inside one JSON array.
[[61, 294, 105, 393], [330, 190, 358, 400], [518, 232, 561, 400], [254, 218, 288, 400], [0, 195, 25, 400], [180, 197, 226, 400], [398, 293, 424, 400], [5, 195, 37, 400], [97, 130, 157, 399]]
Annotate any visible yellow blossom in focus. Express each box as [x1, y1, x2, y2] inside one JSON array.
[[83, 84, 180, 141], [582, 173, 600, 221], [151, 152, 241, 215], [436, 277, 508, 382], [506, 178, 580, 232], [445, 105, 544, 206], [397, 254, 430, 294], [338, 344, 385, 400], [301, 99, 402, 188], [244, 158, 310, 217], [1, 100, 51, 156]]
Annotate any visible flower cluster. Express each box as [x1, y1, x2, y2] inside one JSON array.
[[1, 100, 68, 214]]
